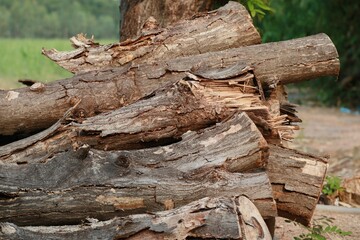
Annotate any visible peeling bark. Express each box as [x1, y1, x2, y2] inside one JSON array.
[[0, 115, 276, 225], [0, 111, 269, 173], [0, 2, 336, 232], [1, 75, 285, 167], [0, 197, 271, 239], [0, 34, 338, 139], [266, 145, 328, 225], [44, 2, 261, 74]]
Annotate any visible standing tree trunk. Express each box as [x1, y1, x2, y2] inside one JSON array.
[[119, 0, 214, 41]]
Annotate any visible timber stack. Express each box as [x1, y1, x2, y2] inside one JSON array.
[[0, 2, 338, 239]]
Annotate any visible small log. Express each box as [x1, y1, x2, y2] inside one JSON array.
[[0, 34, 338, 139], [0, 197, 271, 239], [44, 2, 261, 74], [266, 145, 328, 225], [0, 113, 276, 225]]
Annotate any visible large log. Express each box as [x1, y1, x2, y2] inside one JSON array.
[[0, 34, 338, 139], [266, 145, 328, 225], [0, 82, 270, 163], [0, 197, 272, 239], [44, 1, 261, 74], [0, 113, 276, 225]]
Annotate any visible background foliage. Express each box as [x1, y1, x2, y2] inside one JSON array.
[[254, 0, 360, 108]]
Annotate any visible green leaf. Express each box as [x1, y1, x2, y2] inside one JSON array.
[[253, 0, 273, 11], [247, 1, 256, 17], [330, 226, 337, 232], [340, 231, 352, 236], [308, 233, 326, 240], [254, 9, 266, 15]]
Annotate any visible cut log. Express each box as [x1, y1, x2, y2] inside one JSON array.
[[0, 34, 339, 140], [0, 82, 270, 163], [266, 145, 328, 225], [44, 2, 261, 74], [0, 197, 271, 239], [0, 113, 276, 225]]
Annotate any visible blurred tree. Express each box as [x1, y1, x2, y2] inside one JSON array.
[[0, 0, 118, 39], [0, 6, 11, 37]]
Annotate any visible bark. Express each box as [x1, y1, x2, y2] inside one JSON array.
[[0, 115, 276, 225], [0, 197, 272, 239], [44, 1, 261, 74], [0, 34, 338, 139], [119, 0, 213, 41], [0, 77, 277, 165], [1, 112, 269, 173], [266, 145, 328, 225]]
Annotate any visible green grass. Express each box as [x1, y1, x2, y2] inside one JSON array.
[[0, 38, 116, 89]]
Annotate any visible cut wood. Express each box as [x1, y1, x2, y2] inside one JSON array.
[[0, 197, 271, 239], [44, 2, 261, 74], [266, 145, 328, 225], [0, 113, 276, 225], [0, 82, 272, 163], [0, 1, 338, 232], [0, 34, 338, 140]]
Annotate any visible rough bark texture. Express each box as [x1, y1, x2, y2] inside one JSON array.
[[0, 197, 271, 240], [0, 116, 276, 226], [119, 0, 213, 41], [0, 83, 269, 163], [0, 34, 339, 139], [44, 2, 261, 74], [266, 145, 328, 225], [0, 2, 336, 233]]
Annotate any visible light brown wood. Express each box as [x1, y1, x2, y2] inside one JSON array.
[[44, 2, 261, 74], [0, 34, 338, 140], [0, 83, 268, 163], [0, 113, 276, 225], [0, 197, 271, 239], [266, 145, 328, 225], [0, 2, 336, 232]]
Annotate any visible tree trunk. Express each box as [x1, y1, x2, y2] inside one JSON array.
[[0, 82, 269, 163], [119, 0, 213, 41], [45, 2, 261, 74], [266, 145, 328, 225], [0, 197, 272, 240], [0, 34, 339, 140]]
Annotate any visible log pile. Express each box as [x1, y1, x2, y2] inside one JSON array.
[[0, 2, 338, 239]]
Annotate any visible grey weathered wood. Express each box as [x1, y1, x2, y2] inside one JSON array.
[[0, 197, 271, 239], [0, 83, 268, 164], [44, 1, 261, 74], [0, 113, 276, 225], [0, 34, 338, 139], [266, 145, 328, 225]]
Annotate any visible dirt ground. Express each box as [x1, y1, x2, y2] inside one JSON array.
[[274, 106, 360, 239], [275, 210, 360, 240]]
